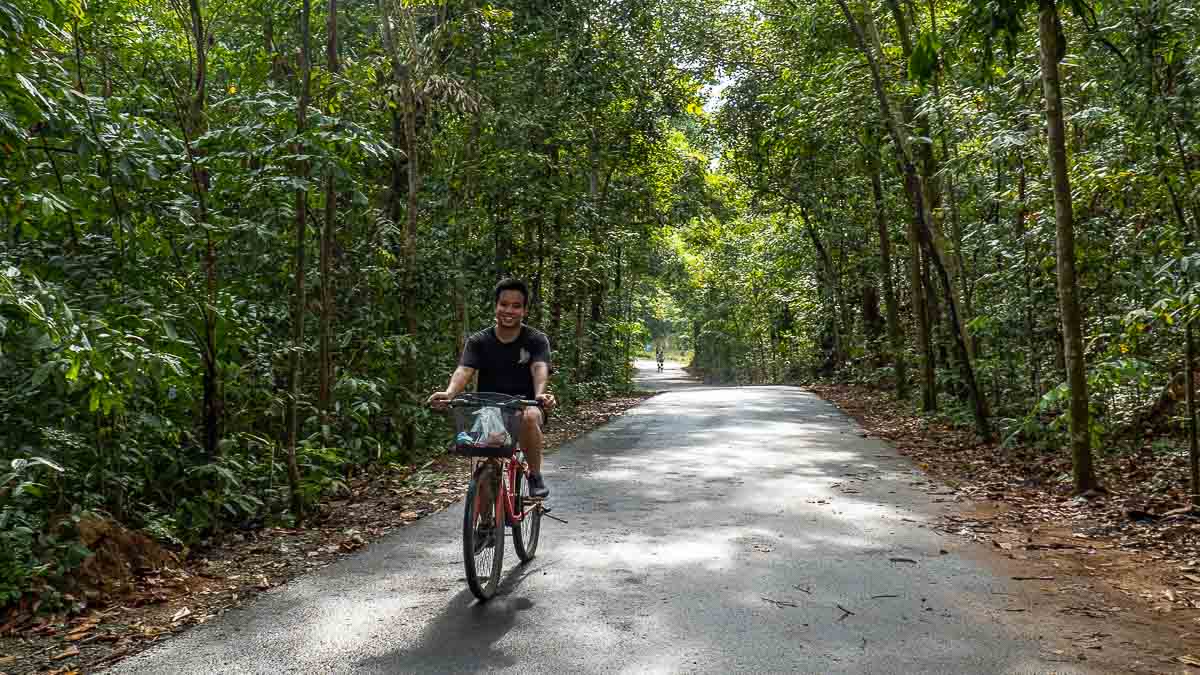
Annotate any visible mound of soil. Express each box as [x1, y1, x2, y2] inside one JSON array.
[[75, 516, 178, 598]]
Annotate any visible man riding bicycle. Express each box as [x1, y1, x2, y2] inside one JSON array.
[[428, 278, 556, 498]]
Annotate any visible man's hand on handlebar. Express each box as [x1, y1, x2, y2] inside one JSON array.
[[536, 393, 556, 410], [427, 391, 453, 409]]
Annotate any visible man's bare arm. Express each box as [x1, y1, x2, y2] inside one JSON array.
[[427, 366, 476, 407], [531, 362, 555, 408], [445, 366, 476, 397]]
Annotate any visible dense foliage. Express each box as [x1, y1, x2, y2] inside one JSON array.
[[5, 0, 1200, 610], [0, 0, 726, 606]]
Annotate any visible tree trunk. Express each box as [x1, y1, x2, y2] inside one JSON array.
[[493, 198, 510, 278], [1038, 0, 1098, 493], [377, 1, 421, 454], [185, 0, 220, 459], [402, 84, 419, 454], [1185, 354, 1200, 512], [1014, 154, 1040, 398], [861, 283, 884, 347], [318, 0, 339, 428], [870, 146, 907, 399], [910, 205, 936, 411], [588, 287, 605, 379], [286, 0, 313, 520], [923, 0, 976, 359], [573, 292, 584, 374], [1167, 125, 1200, 507], [535, 207, 546, 327], [584, 133, 601, 378], [805, 218, 843, 372], [550, 195, 565, 345], [1164, 173, 1199, 508]]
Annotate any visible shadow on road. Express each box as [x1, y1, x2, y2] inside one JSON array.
[[355, 560, 548, 673]]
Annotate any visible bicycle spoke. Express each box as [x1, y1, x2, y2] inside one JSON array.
[[512, 466, 541, 562], [463, 462, 504, 600]]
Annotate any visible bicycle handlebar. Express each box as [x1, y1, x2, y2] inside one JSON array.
[[447, 393, 543, 409]]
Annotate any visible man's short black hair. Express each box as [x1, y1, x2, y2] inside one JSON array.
[[493, 278, 530, 305]]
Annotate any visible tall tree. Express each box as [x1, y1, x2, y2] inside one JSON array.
[[1036, 0, 1099, 493], [867, 136, 908, 399], [287, 0, 314, 519], [318, 0, 340, 426]]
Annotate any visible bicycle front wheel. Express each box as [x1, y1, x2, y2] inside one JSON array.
[[511, 468, 541, 562], [463, 461, 504, 600]]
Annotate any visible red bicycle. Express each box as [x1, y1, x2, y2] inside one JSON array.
[[449, 393, 558, 600]]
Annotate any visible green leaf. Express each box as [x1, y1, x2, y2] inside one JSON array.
[[30, 361, 55, 389], [14, 73, 49, 110], [29, 457, 64, 473], [908, 32, 940, 84], [20, 482, 45, 497]]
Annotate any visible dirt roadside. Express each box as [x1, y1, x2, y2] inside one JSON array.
[[0, 393, 653, 675], [811, 383, 1200, 673]]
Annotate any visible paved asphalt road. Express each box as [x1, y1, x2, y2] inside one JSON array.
[[111, 361, 1097, 674]]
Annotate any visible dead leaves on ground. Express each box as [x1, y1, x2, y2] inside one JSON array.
[[812, 383, 1200, 664]]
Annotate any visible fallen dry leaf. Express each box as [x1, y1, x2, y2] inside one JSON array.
[[761, 597, 798, 608], [0, 654, 16, 665], [50, 645, 80, 660], [170, 607, 191, 623], [1177, 654, 1200, 667]]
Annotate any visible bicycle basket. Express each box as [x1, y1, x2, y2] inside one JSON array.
[[452, 404, 522, 457]]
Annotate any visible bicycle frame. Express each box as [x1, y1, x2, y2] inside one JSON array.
[[473, 452, 539, 527]]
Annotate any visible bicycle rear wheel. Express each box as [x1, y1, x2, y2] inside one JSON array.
[[511, 468, 541, 562], [463, 461, 504, 600]]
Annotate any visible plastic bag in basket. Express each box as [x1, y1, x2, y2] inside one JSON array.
[[459, 406, 512, 448]]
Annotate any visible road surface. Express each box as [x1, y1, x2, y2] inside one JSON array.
[[111, 362, 1100, 674]]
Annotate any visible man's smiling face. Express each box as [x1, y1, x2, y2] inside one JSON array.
[[495, 289, 527, 329]]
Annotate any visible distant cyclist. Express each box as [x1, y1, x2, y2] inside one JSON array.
[[655, 345, 665, 372], [428, 279, 556, 498]]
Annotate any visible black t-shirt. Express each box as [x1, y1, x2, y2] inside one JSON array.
[[460, 325, 551, 398]]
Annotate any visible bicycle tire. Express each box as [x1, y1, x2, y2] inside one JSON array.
[[511, 467, 541, 562], [463, 462, 504, 600]]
